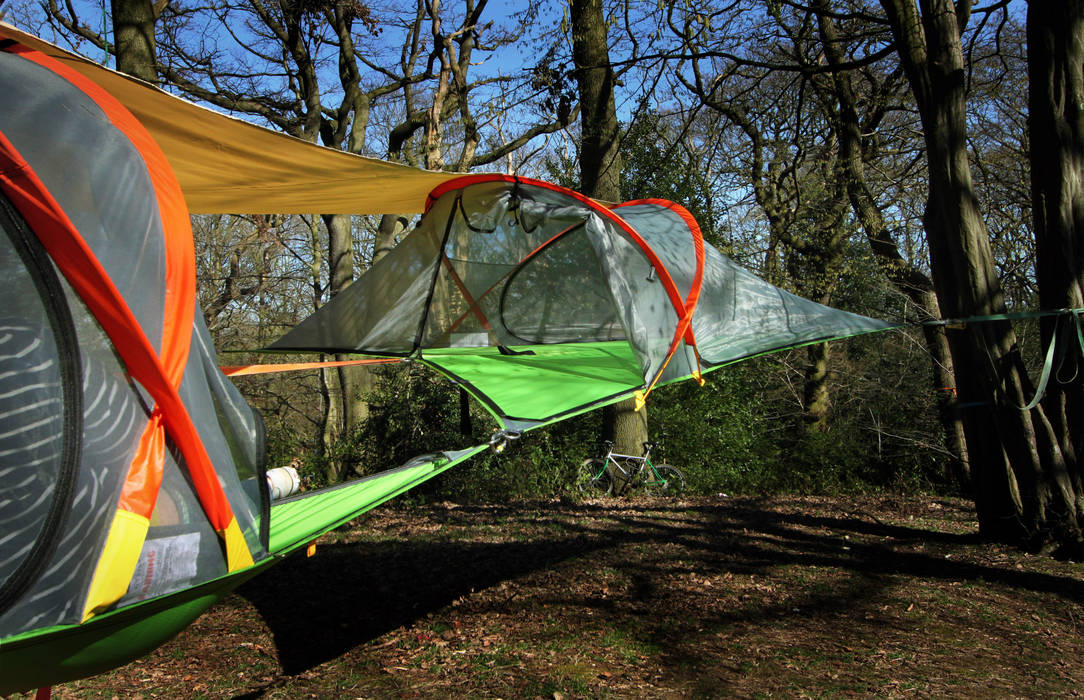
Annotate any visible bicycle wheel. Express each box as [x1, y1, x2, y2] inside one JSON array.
[[577, 458, 613, 496], [643, 464, 685, 496]]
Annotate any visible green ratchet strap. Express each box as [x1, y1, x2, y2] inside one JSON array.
[[919, 308, 1084, 412], [921, 307, 1083, 328], [1016, 314, 1061, 411]]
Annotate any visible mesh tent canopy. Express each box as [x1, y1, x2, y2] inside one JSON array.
[[271, 175, 897, 430], [0, 28, 479, 694]]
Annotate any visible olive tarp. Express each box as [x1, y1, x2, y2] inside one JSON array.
[[0, 23, 896, 695], [0, 23, 460, 215]]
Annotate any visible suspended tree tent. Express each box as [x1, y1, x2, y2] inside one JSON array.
[[272, 173, 896, 431], [0, 22, 895, 694]]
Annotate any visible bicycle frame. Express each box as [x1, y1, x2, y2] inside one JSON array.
[[594, 442, 670, 493]]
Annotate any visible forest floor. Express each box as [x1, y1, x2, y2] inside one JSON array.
[[51, 495, 1084, 699]]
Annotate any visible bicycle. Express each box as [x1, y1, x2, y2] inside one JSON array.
[[577, 440, 685, 496]]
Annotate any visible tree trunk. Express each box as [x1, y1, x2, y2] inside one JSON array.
[[321, 365, 343, 475], [375, 214, 409, 264], [571, 0, 648, 471], [815, 2, 970, 480], [321, 213, 370, 464], [918, 296, 971, 485], [571, 0, 622, 202], [882, 0, 1078, 546], [803, 343, 831, 431], [111, 0, 158, 84], [1027, 0, 1084, 540]]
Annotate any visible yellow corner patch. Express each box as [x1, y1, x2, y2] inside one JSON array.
[[81, 509, 150, 622], [219, 518, 255, 571]]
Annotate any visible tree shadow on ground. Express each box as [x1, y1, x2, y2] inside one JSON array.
[[234, 496, 1084, 694]]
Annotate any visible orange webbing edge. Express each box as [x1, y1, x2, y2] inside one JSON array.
[[615, 199, 706, 401], [221, 357, 399, 376], [0, 41, 253, 588]]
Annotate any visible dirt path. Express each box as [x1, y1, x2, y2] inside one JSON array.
[[54, 495, 1084, 698]]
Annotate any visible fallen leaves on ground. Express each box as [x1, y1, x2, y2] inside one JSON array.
[[52, 495, 1084, 699]]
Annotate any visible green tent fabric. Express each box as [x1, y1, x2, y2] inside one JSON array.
[[0, 447, 486, 694], [424, 343, 644, 428], [267, 446, 487, 554]]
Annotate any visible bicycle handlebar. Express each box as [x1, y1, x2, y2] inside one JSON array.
[[601, 440, 659, 452]]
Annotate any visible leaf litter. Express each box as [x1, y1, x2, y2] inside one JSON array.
[[49, 495, 1084, 698]]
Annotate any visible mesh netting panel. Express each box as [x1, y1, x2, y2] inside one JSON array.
[[693, 246, 895, 365], [0, 225, 67, 602], [421, 256, 508, 347], [615, 203, 700, 303], [269, 196, 453, 353], [0, 282, 143, 634], [120, 299, 269, 609], [0, 53, 166, 353], [178, 313, 267, 558], [501, 224, 624, 344], [0, 56, 157, 633], [581, 214, 676, 381], [422, 183, 613, 348], [655, 341, 701, 384]]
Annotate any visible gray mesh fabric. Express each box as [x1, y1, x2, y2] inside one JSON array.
[[0, 49, 267, 635], [0, 286, 143, 633], [272, 194, 453, 354], [270, 179, 671, 380], [692, 245, 896, 365], [175, 313, 266, 558], [0, 249, 66, 601], [0, 52, 166, 353], [501, 225, 624, 343]]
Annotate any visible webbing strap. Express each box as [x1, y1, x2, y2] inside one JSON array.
[[935, 308, 1084, 411], [921, 307, 1083, 327], [1015, 314, 1061, 411], [220, 357, 398, 376], [1074, 310, 1084, 357]]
